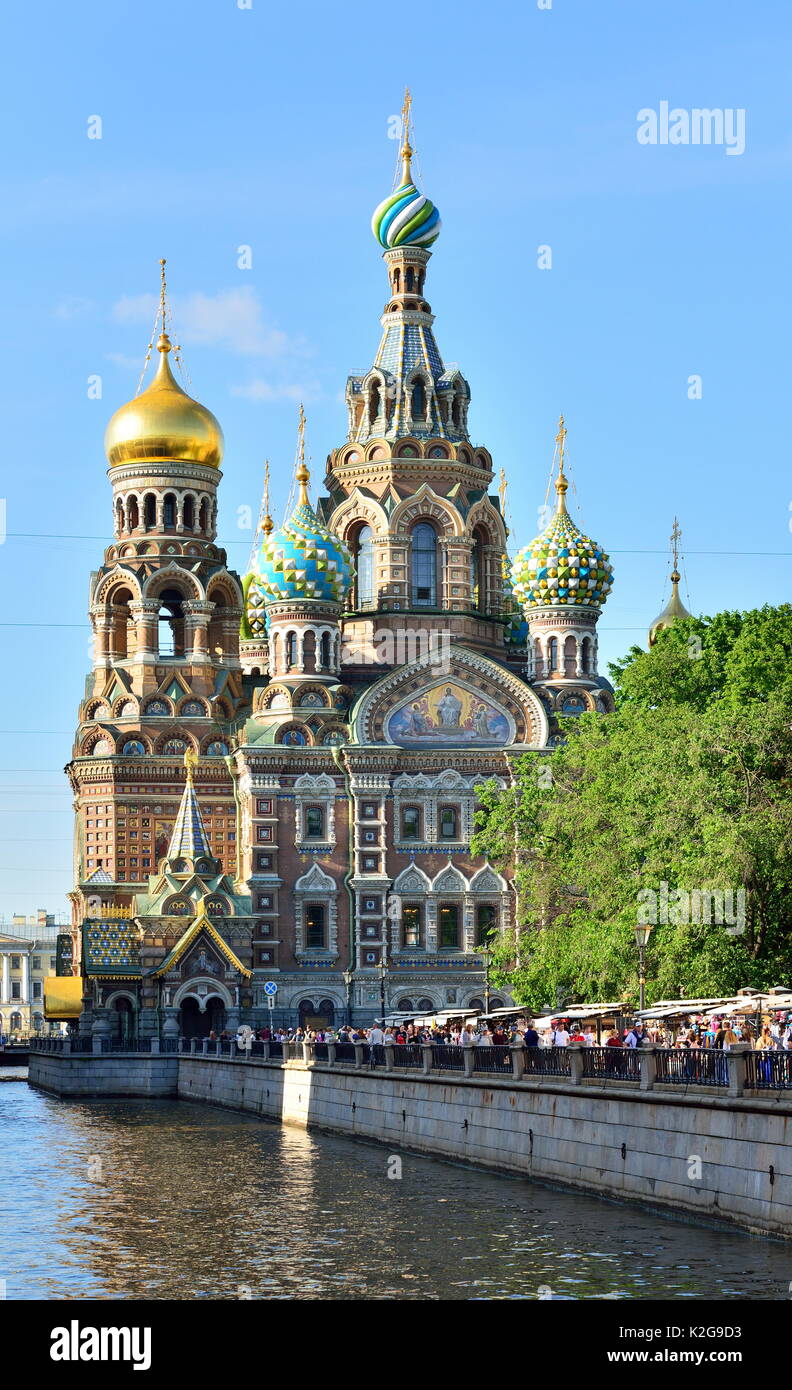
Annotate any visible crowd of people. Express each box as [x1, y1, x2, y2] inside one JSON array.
[[214, 1012, 792, 1052]]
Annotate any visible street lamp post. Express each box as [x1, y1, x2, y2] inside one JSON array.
[[342, 969, 354, 1026], [633, 923, 653, 1014], [377, 955, 387, 1023], [479, 948, 492, 1014]]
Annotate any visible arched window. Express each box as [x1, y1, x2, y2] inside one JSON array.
[[163, 493, 176, 528], [115, 498, 124, 536], [285, 631, 298, 669], [417, 997, 434, 1011], [355, 525, 375, 608], [320, 631, 332, 668], [270, 631, 280, 670], [533, 638, 544, 678], [582, 637, 593, 675], [183, 496, 195, 530], [306, 904, 325, 949], [547, 636, 558, 673], [411, 378, 426, 422], [199, 498, 209, 534], [109, 587, 134, 661], [564, 635, 577, 677], [397, 998, 415, 1011], [369, 381, 381, 425], [127, 495, 139, 530], [411, 523, 437, 606], [143, 493, 156, 530], [476, 903, 498, 946], [406, 267, 414, 291], [393, 267, 401, 293], [157, 589, 186, 658]]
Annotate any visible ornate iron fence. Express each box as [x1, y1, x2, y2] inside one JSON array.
[[392, 1044, 424, 1068], [746, 1049, 792, 1089], [582, 1046, 641, 1082], [523, 1045, 572, 1077], [473, 1045, 512, 1074], [654, 1048, 727, 1087]]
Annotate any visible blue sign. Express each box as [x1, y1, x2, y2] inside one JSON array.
[[263, 981, 278, 996]]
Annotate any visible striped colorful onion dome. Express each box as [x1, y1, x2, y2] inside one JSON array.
[[511, 509, 614, 610], [372, 180, 441, 249], [244, 502, 354, 629]]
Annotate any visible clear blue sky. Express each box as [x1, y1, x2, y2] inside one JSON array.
[[0, 0, 788, 918]]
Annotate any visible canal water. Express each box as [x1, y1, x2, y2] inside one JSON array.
[[2, 1081, 789, 1300]]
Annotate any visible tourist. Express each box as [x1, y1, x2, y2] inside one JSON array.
[[523, 1021, 539, 1048], [550, 1020, 570, 1047]]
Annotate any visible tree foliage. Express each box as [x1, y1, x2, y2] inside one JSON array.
[[472, 606, 792, 1011]]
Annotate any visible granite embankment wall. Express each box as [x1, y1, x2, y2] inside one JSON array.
[[29, 1050, 792, 1239]]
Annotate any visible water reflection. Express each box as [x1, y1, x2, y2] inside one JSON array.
[[1, 1085, 786, 1300]]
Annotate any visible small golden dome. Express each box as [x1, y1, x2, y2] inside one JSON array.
[[105, 333, 224, 469], [648, 571, 692, 646]]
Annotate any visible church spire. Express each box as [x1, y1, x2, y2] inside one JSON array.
[[295, 403, 310, 507], [167, 749, 212, 865]]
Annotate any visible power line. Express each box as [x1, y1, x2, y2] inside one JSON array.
[[3, 532, 790, 557]]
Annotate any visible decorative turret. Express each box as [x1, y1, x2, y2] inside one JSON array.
[[243, 407, 353, 681], [512, 417, 614, 700], [649, 517, 692, 646], [344, 91, 469, 446]]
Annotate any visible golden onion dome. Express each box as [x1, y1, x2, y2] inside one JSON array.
[[105, 332, 224, 469], [648, 570, 692, 646]]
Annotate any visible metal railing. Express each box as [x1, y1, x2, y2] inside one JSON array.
[[655, 1049, 727, 1087], [523, 1045, 572, 1077], [392, 1044, 424, 1069], [431, 1045, 465, 1071], [582, 1046, 642, 1082], [473, 1045, 512, 1075], [334, 1042, 357, 1064], [746, 1050, 792, 1090]]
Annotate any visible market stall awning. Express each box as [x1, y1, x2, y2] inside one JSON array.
[[44, 975, 83, 1021]]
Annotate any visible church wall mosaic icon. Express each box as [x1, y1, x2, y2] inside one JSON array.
[[385, 681, 513, 747]]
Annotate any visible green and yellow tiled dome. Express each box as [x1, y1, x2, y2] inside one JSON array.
[[511, 465, 613, 611]]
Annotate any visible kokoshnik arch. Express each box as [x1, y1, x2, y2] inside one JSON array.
[[63, 98, 624, 1041]]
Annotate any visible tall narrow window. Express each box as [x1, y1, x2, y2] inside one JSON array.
[[472, 527, 487, 611], [411, 523, 437, 606], [320, 631, 331, 668], [411, 378, 426, 421], [439, 806, 458, 840], [406, 266, 415, 292], [401, 806, 421, 841], [476, 903, 497, 946], [157, 589, 185, 658], [285, 632, 298, 668], [403, 904, 422, 949], [305, 806, 324, 839], [306, 903, 325, 949], [355, 526, 375, 608], [143, 494, 156, 529], [163, 493, 176, 528], [439, 903, 459, 949], [183, 496, 195, 530], [547, 636, 558, 673]]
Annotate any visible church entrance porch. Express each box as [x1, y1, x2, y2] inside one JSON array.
[[180, 996, 225, 1039]]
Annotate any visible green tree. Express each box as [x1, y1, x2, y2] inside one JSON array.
[[473, 604, 792, 1011]]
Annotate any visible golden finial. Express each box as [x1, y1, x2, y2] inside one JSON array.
[[498, 466, 508, 514], [670, 516, 682, 583], [157, 257, 171, 352], [261, 459, 274, 535], [184, 747, 198, 781], [554, 413, 569, 506], [400, 87, 414, 185], [295, 403, 310, 506]]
